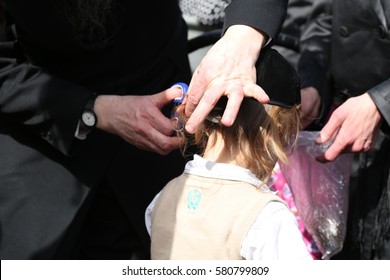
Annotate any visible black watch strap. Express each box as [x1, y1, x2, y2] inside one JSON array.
[[81, 94, 98, 128]]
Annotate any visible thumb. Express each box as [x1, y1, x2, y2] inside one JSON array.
[[155, 86, 184, 108], [316, 114, 343, 145]]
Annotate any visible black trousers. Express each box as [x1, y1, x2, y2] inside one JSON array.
[[333, 132, 390, 260]]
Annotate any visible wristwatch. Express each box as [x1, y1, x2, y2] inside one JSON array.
[[81, 94, 98, 129]]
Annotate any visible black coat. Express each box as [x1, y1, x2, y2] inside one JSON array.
[[298, 0, 390, 259], [299, 0, 390, 128]]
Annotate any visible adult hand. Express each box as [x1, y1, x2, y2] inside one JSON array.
[[94, 87, 184, 155], [183, 25, 270, 134], [315, 93, 382, 162], [300, 87, 321, 129]]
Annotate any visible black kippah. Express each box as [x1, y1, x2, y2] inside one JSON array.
[[256, 47, 301, 108]]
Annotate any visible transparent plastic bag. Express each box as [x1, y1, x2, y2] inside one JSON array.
[[279, 131, 352, 259]]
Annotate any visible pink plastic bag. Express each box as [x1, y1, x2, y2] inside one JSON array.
[[279, 131, 352, 259]]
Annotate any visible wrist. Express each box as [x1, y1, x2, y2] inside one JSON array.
[[93, 94, 115, 131], [81, 94, 98, 130], [224, 25, 266, 56]]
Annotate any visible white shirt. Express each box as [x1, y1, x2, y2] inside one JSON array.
[[145, 155, 313, 260]]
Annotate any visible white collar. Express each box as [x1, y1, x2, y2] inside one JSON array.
[[184, 155, 273, 192]]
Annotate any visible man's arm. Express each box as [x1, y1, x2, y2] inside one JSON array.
[[222, 0, 288, 40], [0, 58, 94, 155], [184, 0, 289, 133]]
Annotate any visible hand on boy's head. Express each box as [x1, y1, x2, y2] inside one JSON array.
[[183, 25, 270, 134], [183, 72, 270, 134], [183, 81, 269, 134]]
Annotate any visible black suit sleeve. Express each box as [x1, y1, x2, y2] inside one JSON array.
[[222, 0, 288, 40], [368, 78, 390, 135], [0, 56, 94, 156]]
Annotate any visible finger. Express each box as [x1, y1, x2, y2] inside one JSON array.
[[156, 86, 184, 108], [155, 135, 183, 155], [184, 76, 208, 117], [184, 91, 201, 119], [316, 133, 347, 162], [351, 137, 371, 153], [170, 117, 184, 134], [155, 114, 181, 136], [315, 113, 344, 144], [221, 85, 245, 126], [144, 127, 183, 155], [185, 86, 221, 134], [243, 83, 269, 103], [362, 139, 372, 152]]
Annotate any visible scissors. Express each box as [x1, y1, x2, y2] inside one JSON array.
[[170, 82, 188, 134], [171, 82, 188, 104]]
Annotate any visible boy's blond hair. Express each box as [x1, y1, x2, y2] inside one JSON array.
[[176, 97, 301, 184]]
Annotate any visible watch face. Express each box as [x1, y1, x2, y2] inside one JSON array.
[[82, 111, 96, 127]]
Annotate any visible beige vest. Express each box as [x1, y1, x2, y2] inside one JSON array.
[[151, 173, 285, 259]]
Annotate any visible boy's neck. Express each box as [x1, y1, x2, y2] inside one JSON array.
[[203, 133, 248, 168]]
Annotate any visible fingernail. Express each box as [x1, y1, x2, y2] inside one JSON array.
[[315, 155, 327, 163], [185, 124, 195, 134], [315, 133, 322, 143]]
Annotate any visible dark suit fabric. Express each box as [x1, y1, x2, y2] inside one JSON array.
[[298, 0, 390, 259]]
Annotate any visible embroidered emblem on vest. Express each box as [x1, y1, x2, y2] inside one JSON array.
[[187, 189, 202, 209]]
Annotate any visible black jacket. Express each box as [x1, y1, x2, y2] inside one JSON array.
[[299, 0, 390, 130], [298, 0, 390, 259]]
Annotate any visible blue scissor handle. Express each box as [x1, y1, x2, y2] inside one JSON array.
[[171, 82, 188, 104], [170, 83, 188, 134]]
